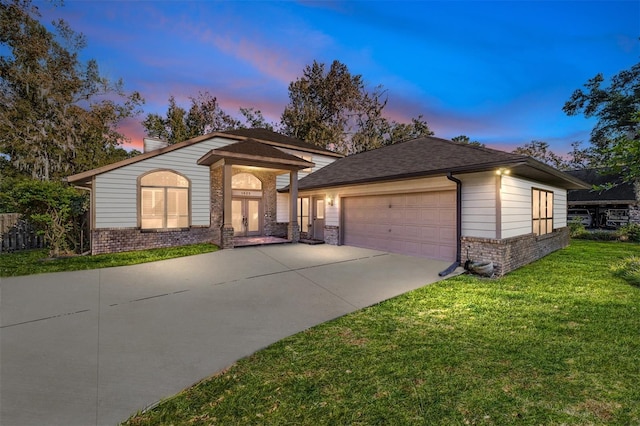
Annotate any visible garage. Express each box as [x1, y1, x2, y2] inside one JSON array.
[[342, 190, 457, 261]]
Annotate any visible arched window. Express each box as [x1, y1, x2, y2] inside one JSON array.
[[232, 173, 262, 190], [140, 170, 189, 229]]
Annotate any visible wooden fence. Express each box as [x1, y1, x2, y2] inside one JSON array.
[[0, 213, 20, 233], [0, 213, 45, 253]]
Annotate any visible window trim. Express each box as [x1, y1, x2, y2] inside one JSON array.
[[138, 169, 191, 230], [532, 188, 554, 236]]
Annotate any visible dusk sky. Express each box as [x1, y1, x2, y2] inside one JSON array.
[[39, 0, 639, 155]]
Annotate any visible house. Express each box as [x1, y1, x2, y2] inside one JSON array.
[[67, 128, 343, 254], [67, 130, 588, 276], [566, 169, 640, 228]]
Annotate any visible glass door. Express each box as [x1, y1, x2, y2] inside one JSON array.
[[232, 198, 262, 236]]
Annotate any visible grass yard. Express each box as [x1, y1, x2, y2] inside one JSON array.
[[0, 243, 218, 277], [125, 240, 640, 425]]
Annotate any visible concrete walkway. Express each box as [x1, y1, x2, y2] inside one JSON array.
[[0, 244, 459, 425]]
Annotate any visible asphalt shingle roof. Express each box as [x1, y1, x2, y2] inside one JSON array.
[[197, 139, 314, 169], [566, 169, 637, 202], [221, 128, 341, 156], [296, 136, 532, 190]]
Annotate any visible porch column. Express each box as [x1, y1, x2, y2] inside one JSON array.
[[221, 163, 234, 248], [288, 170, 300, 242]]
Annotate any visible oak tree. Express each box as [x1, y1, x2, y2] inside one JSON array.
[[281, 60, 433, 154], [563, 62, 640, 183], [0, 0, 142, 180]]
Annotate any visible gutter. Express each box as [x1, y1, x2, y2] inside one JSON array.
[[438, 172, 462, 277]]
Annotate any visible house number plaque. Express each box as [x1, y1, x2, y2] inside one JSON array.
[[232, 190, 262, 197]]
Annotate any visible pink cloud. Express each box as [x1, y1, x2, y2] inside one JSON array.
[[118, 118, 146, 151], [200, 34, 302, 85]]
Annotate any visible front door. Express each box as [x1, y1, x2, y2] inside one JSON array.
[[312, 197, 325, 240], [232, 198, 261, 237]]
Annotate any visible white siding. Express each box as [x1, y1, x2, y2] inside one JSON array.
[[554, 190, 568, 228], [500, 176, 533, 238], [277, 193, 290, 222], [459, 172, 498, 239], [500, 175, 568, 238], [94, 137, 231, 228], [275, 150, 339, 221]]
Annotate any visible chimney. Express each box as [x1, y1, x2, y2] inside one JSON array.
[[143, 137, 169, 153]]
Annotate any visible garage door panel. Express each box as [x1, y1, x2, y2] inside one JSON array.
[[439, 228, 456, 244], [404, 209, 421, 224], [419, 226, 441, 242], [439, 245, 456, 260], [390, 195, 406, 207], [405, 194, 423, 206], [419, 209, 440, 222], [389, 209, 404, 222], [438, 191, 456, 205], [439, 209, 457, 226], [419, 192, 439, 205], [343, 191, 457, 262]]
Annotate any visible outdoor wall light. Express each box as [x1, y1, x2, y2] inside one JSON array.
[[327, 196, 334, 206], [496, 168, 511, 176]]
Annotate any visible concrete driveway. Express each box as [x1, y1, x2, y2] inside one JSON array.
[[0, 244, 458, 425]]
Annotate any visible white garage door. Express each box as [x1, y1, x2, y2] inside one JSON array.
[[343, 191, 456, 261]]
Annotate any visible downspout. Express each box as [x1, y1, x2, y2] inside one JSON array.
[[438, 172, 462, 276]]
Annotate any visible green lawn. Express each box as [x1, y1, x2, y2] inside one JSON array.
[[125, 240, 640, 425], [0, 243, 218, 277]]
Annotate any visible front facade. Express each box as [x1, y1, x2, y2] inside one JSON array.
[[67, 129, 342, 255], [68, 131, 587, 276]]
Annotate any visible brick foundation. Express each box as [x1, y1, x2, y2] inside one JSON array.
[[270, 223, 288, 238], [221, 225, 234, 249], [324, 226, 339, 245], [461, 227, 570, 276], [91, 226, 215, 255], [288, 222, 300, 243]]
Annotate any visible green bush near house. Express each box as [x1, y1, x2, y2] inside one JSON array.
[[617, 223, 640, 242], [568, 220, 588, 238]]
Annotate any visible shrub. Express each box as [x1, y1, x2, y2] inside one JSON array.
[[569, 220, 588, 238], [611, 256, 640, 286], [617, 223, 640, 242], [571, 228, 618, 241], [8, 180, 89, 257]]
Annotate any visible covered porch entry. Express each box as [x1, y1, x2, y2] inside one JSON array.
[[197, 139, 315, 249]]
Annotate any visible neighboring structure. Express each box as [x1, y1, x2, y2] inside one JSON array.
[[67, 130, 588, 276], [566, 169, 640, 228]]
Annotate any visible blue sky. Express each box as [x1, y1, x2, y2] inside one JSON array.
[[39, 0, 639, 154]]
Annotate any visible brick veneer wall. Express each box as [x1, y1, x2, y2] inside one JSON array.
[[271, 223, 288, 238], [324, 226, 339, 245], [92, 226, 215, 255], [461, 227, 570, 276], [210, 168, 224, 242]]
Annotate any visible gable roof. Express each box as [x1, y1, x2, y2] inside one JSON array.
[[566, 169, 638, 204], [220, 128, 341, 157], [197, 139, 315, 170], [67, 128, 340, 185], [295, 136, 588, 191]]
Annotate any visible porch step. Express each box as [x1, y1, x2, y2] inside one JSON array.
[[299, 239, 325, 245], [234, 236, 291, 247]]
